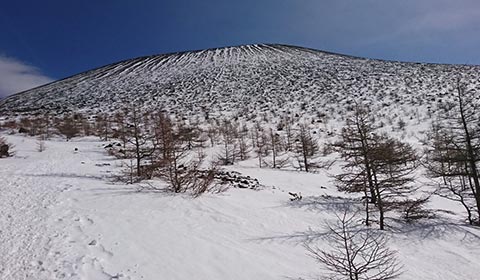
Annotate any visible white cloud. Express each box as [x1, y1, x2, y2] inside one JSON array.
[[0, 56, 53, 99], [405, 4, 480, 33]]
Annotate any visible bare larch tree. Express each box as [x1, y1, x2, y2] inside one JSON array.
[[305, 210, 402, 280]]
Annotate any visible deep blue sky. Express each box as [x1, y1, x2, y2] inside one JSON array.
[[1, 0, 480, 96]]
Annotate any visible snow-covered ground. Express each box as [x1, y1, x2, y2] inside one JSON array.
[[1, 134, 480, 280]]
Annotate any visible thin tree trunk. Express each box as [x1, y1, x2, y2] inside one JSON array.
[[458, 87, 480, 223], [355, 116, 377, 205]]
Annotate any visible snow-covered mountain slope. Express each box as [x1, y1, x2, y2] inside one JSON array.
[[1, 135, 479, 280], [1, 44, 480, 118], [2, 44, 480, 280]]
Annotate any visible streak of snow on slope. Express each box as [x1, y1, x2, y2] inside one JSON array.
[[2, 44, 480, 123]]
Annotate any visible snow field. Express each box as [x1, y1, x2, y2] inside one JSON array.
[[1, 135, 480, 279]]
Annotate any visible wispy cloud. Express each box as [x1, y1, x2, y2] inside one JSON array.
[[0, 56, 52, 99], [396, 1, 480, 36], [414, 8, 480, 32]]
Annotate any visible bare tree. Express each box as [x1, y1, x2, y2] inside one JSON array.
[[424, 81, 480, 225], [125, 107, 156, 178], [305, 211, 402, 280], [252, 124, 268, 168], [153, 113, 216, 194], [427, 134, 477, 224], [112, 110, 129, 149], [237, 123, 251, 161], [120, 158, 138, 184], [36, 114, 52, 139], [336, 104, 421, 229], [335, 104, 379, 207], [206, 125, 219, 147], [402, 196, 431, 223], [177, 122, 200, 150], [370, 136, 419, 230], [96, 113, 112, 141], [265, 128, 281, 168], [425, 124, 478, 224], [280, 115, 294, 151], [217, 119, 239, 165], [19, 117, 32, 135], [56, 116, 80, 141], [295, 124, 319, 172]]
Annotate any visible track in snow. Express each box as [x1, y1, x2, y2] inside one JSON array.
[[1, 135, 480, 280], [0, 136, 120, 279]]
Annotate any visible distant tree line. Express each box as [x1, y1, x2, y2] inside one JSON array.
[[1, 80, 479, 225]]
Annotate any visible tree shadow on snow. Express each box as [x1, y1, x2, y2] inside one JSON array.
[[249, 195, 363, 246], [388, 216, 480, 244], [248, 226, 331, 246], [22, 172, 111, 181], [86, 183, 179, 198], [286, 195, 480, 243], [283, 195, 361, 213], [254, 194, 480, 247]]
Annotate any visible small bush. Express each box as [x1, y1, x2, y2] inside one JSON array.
[[0, 137, 13, 158]]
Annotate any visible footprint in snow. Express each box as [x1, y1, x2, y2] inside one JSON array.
[[88, 241, 114, 259]]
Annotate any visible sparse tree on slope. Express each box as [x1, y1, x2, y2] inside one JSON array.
[[335, 104, 380, 225], [424, 81, 480, 225], [153, 112, 215, 194], [295, 124, 319, 172], [96, 113, 112, 141], [336, 104, 379, 205], [267, 128, 283, 168], [370, 136, 419, 230], [336, 104, 421, 229], [217, 119, 239, 165], [56, 116, 80, 141], [125, 107, 156, 178], [237, 123, 251, 161], [252, 124, 268, 168]]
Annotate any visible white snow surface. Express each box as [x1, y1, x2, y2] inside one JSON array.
[[1, 135, 480, 280]]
